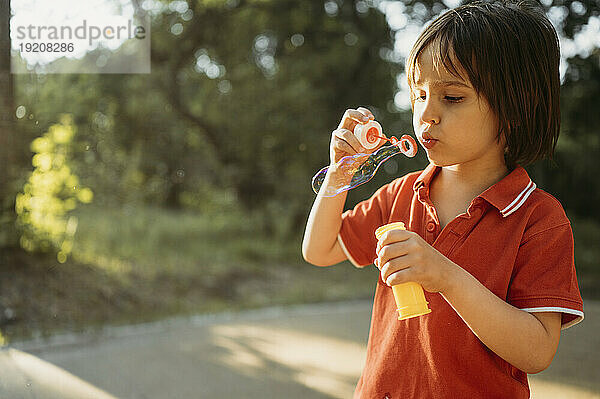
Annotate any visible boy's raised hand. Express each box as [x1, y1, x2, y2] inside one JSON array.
[[329, 107, 384, 165], [375, 229, 458, 294]]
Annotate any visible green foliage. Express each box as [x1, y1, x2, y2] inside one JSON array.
[[526, 49, 600, 222], [9, 0, 600, 235], [145, 0, 401, 233], [15, 115, 93, 262], [13, 0, 400, 237]]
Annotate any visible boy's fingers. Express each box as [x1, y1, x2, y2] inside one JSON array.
[[347, 109, 371, 123], [380, 261, 392, 281], [380, 260, 410, 284], [333, 131, 362, 155], [334, 128, 367, 153], [385, 269, 411, 286], [376, 230, 410, 253], [333, 136, 355, 155], [338, 109, 370, 130], [357, 107, 375, 120], [377, 243, 410, 270]]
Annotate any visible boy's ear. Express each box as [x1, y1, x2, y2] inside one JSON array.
[[500, 130, 513, 168], [496, 126, 508, 148], [498, 119, 521, 146]]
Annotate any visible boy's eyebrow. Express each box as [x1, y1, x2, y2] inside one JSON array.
[[414, 79, 471, 89]]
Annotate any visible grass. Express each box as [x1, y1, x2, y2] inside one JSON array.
[[72, 205, 294, 275], [0, 204, 379, 342], [1, 205, 598, 343]]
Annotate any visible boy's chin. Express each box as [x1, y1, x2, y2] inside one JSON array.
[[427, 157, 459, 168], [425, 154, 445, 166]]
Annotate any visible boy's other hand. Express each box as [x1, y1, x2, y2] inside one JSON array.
[[375, 229, 459, 294]]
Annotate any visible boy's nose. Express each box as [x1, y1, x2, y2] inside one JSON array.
[[421, 108, 439, 126], [419, 98, 440, 126]]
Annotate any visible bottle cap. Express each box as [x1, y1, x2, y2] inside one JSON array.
[[354, 121, 383, 150]]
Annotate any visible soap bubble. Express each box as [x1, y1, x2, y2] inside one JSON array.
[[312, 135, 417, 197]]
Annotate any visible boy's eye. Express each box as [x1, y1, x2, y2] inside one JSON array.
[[414, 94, 464, 103]]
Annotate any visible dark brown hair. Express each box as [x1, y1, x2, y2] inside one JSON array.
[[406, 0, 561, 168]]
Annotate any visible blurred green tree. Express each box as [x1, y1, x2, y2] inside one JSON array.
[[147, 0, 399, 233], [8, 0, 600, 247], [539, 50, 600, 220], [15, 115, 93, 262], [0, 0, 17, 248]]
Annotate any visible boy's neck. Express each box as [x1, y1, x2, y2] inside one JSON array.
[[436, 160, 509, 197], [429, 157, 509, 229]]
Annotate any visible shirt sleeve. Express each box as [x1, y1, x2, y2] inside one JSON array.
[[507, 222, 584, 329], [338, 179, 400, 268]]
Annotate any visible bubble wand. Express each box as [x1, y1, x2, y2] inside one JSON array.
[[311, 122, 418, 197]]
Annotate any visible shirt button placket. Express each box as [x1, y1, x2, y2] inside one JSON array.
[[424, 220, 436, 243], [426, 221, 436, 233]]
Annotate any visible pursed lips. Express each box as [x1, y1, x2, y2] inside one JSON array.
[[417, 126, 439, 149], [418, 126, 438, 142]]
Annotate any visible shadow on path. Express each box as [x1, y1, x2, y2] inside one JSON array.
[[9, 300, 599, 399]]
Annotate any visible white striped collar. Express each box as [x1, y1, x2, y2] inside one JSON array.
[[413, 164, 537, 218], [480, 166, 536, 217], [499, 180, 537, 217]]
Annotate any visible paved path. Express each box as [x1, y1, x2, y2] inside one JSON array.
[[10, 300, 600, 399], [0, 347, 116, 399]]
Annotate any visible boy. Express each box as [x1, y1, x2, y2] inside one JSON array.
[[302, 1, 584, 398]]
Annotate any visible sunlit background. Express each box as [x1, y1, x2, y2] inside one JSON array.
[[0, 0, 599, 396]]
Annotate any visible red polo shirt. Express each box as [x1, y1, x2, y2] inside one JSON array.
[[338, 164, 584, 399]]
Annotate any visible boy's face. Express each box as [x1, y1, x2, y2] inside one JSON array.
[[411, 46, 505, 170]]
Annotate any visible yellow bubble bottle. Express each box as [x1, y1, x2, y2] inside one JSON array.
[[374, 222, 432, 320]]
